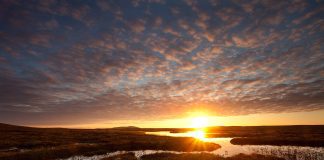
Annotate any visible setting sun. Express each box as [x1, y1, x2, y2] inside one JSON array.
[[189, 115, 208, 140], [191, 116, 209, 128]]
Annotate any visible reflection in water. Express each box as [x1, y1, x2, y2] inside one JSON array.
[[146, 131, 324, 160], [146, 130, 207, 140], [188, 130, 206, 140]]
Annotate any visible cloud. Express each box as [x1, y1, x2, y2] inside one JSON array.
[[0, 0, 323, 125], [130, 19, 146, 33]]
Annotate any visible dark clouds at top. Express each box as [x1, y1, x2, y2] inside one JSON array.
[[0, 0, 323, 125]]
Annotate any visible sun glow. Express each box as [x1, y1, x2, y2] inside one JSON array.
[[191, 116, 209, 128], [189, 114, 209, 140], [188, 130, 206, 140]]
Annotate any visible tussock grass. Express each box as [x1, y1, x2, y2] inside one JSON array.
[[0, 124, 219, 160], [230, 137, 324, 147], [100, 152, 137, 160], [140, 153, 285, 160], [1, 123, 323, 160]]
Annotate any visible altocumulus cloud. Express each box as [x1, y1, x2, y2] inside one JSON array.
[[0, 0, 323, 125]]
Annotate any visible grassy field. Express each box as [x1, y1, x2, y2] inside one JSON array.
[[0, 123, 219, 160], [141, 153, 285, 160], [102, 152, 285, 160], [230, 137, 324, 147], [0, 123, 323, 160], [101, 152, 138, 160]]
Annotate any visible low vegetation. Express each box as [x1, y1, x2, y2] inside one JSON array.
[[230, 137, 324, 147], [1, 123, 323, 160], [97, 152, 285, 160], [100, 152, 137, 160], [140, 153, 285, 160], [0, 123, 219, 160]]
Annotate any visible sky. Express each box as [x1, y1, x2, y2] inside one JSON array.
[[0, 0, 323, 128]]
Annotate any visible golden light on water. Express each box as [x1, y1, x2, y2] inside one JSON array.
[[188, 130, 206, 140], [189, 113, 209, 140]]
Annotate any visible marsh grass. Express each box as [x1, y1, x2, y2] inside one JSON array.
[[140, 153, 285, 160], [0, 124, 219, 160], [230, 137, 324, 147], [1, 123, 324, 160], [100, 152, 137, 160], [65, 152, 287, 160], [249, 146, 324, 160]]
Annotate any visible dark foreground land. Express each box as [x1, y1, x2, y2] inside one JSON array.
[[102, 152, 284, 160], [0, 123, 323, 160], [0, 123, 218, 160]]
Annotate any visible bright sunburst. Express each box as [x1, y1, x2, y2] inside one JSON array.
[[188, 130, 206, 140], [189, 115, 209, 140], [191, 116, 208, 128]]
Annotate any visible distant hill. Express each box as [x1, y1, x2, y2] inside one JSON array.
[[112, 126, 141, 130], [0, 123, 35, 131], [0, 123, 143, 131]]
